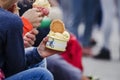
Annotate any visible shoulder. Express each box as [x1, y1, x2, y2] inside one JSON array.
[[0, 9, 23, 30]]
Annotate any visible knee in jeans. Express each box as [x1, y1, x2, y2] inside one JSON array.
[[34, 67, 53, 80]]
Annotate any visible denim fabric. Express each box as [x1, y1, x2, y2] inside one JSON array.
[[29, 58, 47, 69], [71, 0, 102, 47], [5, 58, 51, 80], [5, 67, 53, 80]]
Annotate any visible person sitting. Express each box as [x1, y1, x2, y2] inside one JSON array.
[[0, 0, 61, 80]]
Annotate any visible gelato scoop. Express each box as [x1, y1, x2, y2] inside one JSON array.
[[33, 0, 50, 8], [48, 31, 70, 41], [33, 0, 50, 16]]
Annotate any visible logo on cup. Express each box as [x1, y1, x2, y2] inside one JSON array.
[[46, 38, 54, 48]]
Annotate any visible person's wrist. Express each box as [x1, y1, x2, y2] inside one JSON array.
[[37, 47, 46, 58]]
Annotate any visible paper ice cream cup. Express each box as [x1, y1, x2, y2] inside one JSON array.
[[46, 36, 67, 51]]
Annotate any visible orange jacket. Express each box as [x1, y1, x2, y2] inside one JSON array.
[[21, 17, 33, 35]]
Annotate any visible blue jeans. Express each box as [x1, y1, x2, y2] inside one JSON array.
[[61, 0, 101, 47], [29, 58, 47, 69], [83, 0, 102, 47], [5, 59, 53, 80], [5, 67, 53, 80]]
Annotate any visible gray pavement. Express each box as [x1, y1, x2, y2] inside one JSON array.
[[82, 16, 120, 80], [83, 57, 120, 80]]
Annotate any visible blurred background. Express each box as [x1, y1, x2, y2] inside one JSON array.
[[55, 0, 120, 80]]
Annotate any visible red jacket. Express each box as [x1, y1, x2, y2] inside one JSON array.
[[61, 34, 83, 71]]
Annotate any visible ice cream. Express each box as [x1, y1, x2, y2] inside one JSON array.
[[33, 0, 50, 15], [48, 31, 70, 41], [46, 19, 70, 51], [33, 0, 50, 8], [33, 0, 51, 28]]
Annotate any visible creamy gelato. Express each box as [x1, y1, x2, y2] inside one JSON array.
[[48, 31, 70, 41], [33, 0, 50, 9]]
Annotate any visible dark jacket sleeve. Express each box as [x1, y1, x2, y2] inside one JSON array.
[[25, 47, 44, 67], [2, 13, 26, 77]]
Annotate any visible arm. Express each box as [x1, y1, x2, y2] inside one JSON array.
[[24, 36, 62, 67], [25, 47, 44, 66], [21, 8, 43, 35]]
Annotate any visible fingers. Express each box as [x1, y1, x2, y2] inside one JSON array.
[[24, 41, 32, 48], [23, 29, 39, 48], [38, 36, 48, 49], [36, 11, 43, 17], [24, 32, 36, 41], [33, 8, 44, 16], [30, 28, 39, 35], [31, 8, 41, 12], [41, 36, 49, 44], [24, 34, 35, 46], [33, 17, 43, 27]]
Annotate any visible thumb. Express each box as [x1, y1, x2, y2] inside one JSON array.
[[30, 28, 39, 35], [41, 36, 49, 45]]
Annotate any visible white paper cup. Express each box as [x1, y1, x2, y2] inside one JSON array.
[[46, 36, 67, 51]]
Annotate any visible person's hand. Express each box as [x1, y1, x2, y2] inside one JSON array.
[[22, 8, 43, 28], [37, 36, 62, 58], [24, 29, 39, 48]]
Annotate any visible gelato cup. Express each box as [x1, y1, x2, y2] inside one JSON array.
[[46, 36, 68, 51], [46, 19, 70, 51]]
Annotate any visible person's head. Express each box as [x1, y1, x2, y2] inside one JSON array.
[[18, 0, 34, 16], [0, 0, 17, 9]]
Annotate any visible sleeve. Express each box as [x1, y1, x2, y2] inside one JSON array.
[[4, 23, 43, 76], [25, 47, 44, 67], [3, 17, 26, 77], [21, 17, 33, 35]]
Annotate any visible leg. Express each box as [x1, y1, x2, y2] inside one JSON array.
[[82, 0, 101, 47], [116, 0, 120, 60], [5, 67, 53, 80], [47, 54, 82, 80], [69, 0, 83, 39], [81, 0, 101, 56], [94, 0, 116, 60]]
